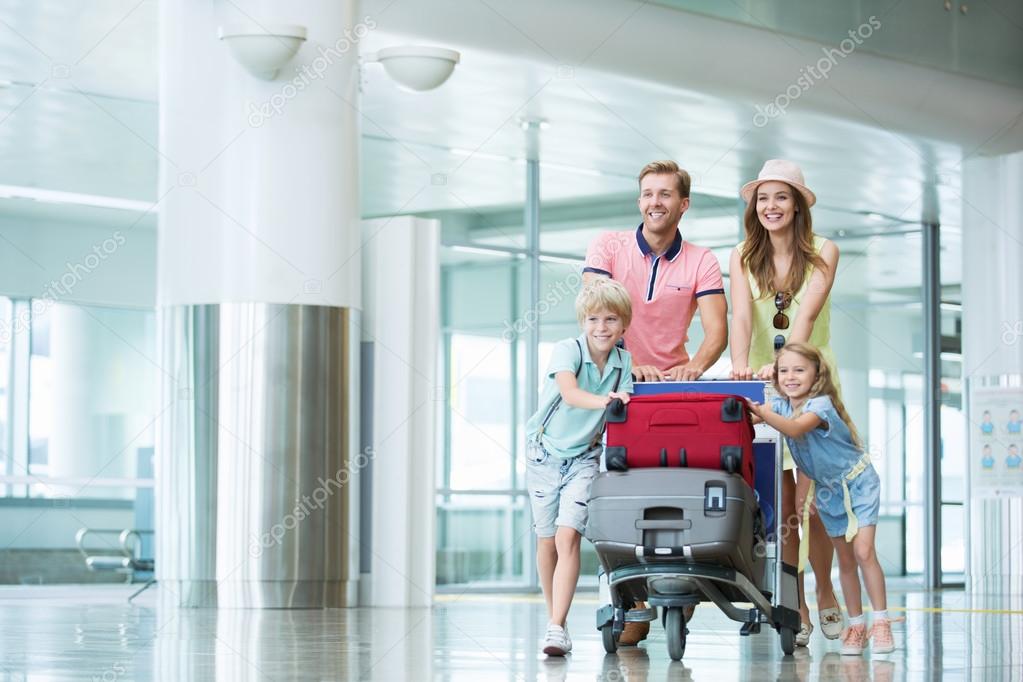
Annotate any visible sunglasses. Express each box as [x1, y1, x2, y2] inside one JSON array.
[[773, 291, 792, 330]]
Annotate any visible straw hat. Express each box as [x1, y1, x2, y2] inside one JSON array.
[[740, 159, 816, 207]]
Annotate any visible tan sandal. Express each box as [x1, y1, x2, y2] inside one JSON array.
[[617, 619, 650, 646]]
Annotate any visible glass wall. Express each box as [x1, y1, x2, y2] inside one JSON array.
[[0, 298, 12, 496], [436, 252, 530, 587], [940, 226, 965, 582], [0, 299, 157, 501], [435, 193, 958, 589]]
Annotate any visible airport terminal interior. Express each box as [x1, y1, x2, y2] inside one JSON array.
[[0, 0, 1022, 680]]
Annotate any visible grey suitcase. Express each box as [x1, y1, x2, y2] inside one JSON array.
[[586, 468, 766, 602]]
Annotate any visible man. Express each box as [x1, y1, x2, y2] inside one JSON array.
[[582, 160, 729, 645], [583, 160, 727, 380]]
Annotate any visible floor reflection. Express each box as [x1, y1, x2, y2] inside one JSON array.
[[0, 584, 1019, 680]]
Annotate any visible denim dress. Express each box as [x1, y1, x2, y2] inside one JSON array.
[[772, 395, 880, 545]]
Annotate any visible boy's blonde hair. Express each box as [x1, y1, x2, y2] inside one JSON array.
[[575, 278, 632, 328], [773, 342, 862, 449]]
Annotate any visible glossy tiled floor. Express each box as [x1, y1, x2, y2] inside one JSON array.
[[0, 583, 1020, 680]]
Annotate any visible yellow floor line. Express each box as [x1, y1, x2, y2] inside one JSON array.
[[435, 594, 1023, 614], [885, 606, 1023, 615], [805, 600, 1023, 615]]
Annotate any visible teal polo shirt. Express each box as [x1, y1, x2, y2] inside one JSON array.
[[525, 333, 634, 458]]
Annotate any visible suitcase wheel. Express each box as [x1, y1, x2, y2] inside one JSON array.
[[720, 445, 742, 474], [606, 446, 628, 471], [605, 398, 628, 423], [721, 396, 743, 423]]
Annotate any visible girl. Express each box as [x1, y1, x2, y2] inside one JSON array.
[[747, 342, 895, 656], [730, 159, 843, 645]]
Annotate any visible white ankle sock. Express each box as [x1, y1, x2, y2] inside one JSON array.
[[848, 614, 866, 626], [873, 610, 888, 622]]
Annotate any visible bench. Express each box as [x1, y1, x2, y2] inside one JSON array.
[[75, 528, 155, 601]]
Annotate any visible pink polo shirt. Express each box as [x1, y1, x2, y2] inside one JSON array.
[[584, 226, 724, 371]]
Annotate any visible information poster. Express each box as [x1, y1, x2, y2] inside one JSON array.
[[971, 386, 1023, 496]]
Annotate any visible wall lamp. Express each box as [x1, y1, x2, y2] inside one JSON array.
[[363, 46, 460, 91], [218, 23, 308, 80]]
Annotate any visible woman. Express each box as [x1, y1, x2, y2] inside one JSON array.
[[729, 159, 843, 646]]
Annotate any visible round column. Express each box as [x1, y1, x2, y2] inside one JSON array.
[[156, 0, 362, 607], [47, 305, 155, 497]]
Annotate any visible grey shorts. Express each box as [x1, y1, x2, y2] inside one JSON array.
[[525, 440, 600, 537]]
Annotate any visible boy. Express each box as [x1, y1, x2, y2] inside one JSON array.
[[524, 278, 634, 656]]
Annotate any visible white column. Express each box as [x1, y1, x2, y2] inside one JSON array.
[[158, 0, 362, 306], [47, 305, 155, 497], [48, 305, 123, 486], [156, 0, 365, 607], [368, 216, 440, 608], [963, 150, 1023, 595]]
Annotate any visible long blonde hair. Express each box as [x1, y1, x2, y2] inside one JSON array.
[[773, 342, 862, 449], [740, 184, 826, 298]]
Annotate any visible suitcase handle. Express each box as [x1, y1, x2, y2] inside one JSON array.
[[638, 546, 689, 558], [649, 408, 699, 428], [635, 519, 692, 530], [605, 398, 627, 423]]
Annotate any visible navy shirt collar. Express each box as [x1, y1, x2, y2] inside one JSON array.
[[635, 224, 683, 261]]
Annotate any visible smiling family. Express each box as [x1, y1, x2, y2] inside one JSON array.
[[525, 159, 894, 657]]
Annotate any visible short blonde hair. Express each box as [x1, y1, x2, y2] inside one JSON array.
[[638, 160, 691, 198], [575, 278, 632, 328]]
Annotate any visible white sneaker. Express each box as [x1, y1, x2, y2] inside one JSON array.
[[543, 623, 572, 656]]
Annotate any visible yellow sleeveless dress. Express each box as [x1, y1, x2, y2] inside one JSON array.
[[739, 235, 841, 470]]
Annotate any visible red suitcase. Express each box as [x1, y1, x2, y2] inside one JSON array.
[[604, 392, 755, 487]]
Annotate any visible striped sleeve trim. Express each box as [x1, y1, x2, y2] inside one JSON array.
[[582, 266, 612, 277], [695, 288, 725, 298]]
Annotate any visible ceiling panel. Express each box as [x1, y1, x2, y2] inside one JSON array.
[[654, 0, 1023, 89], [0, 0, 1002, 295]]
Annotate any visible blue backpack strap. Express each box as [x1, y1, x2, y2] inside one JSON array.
[[588, 346, 624, 449], [537, 340, 584, 435], [612, 346, 623, 392]]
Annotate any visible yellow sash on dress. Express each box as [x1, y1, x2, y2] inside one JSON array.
[[798, 452, 872, 572]]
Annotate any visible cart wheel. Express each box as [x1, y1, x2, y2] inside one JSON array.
[[665, 607, 687, 661], [779, 626, 796, 656], [600, 624, 618, 654]]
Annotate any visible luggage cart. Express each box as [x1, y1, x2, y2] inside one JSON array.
[[589, 381, 801, 660]]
